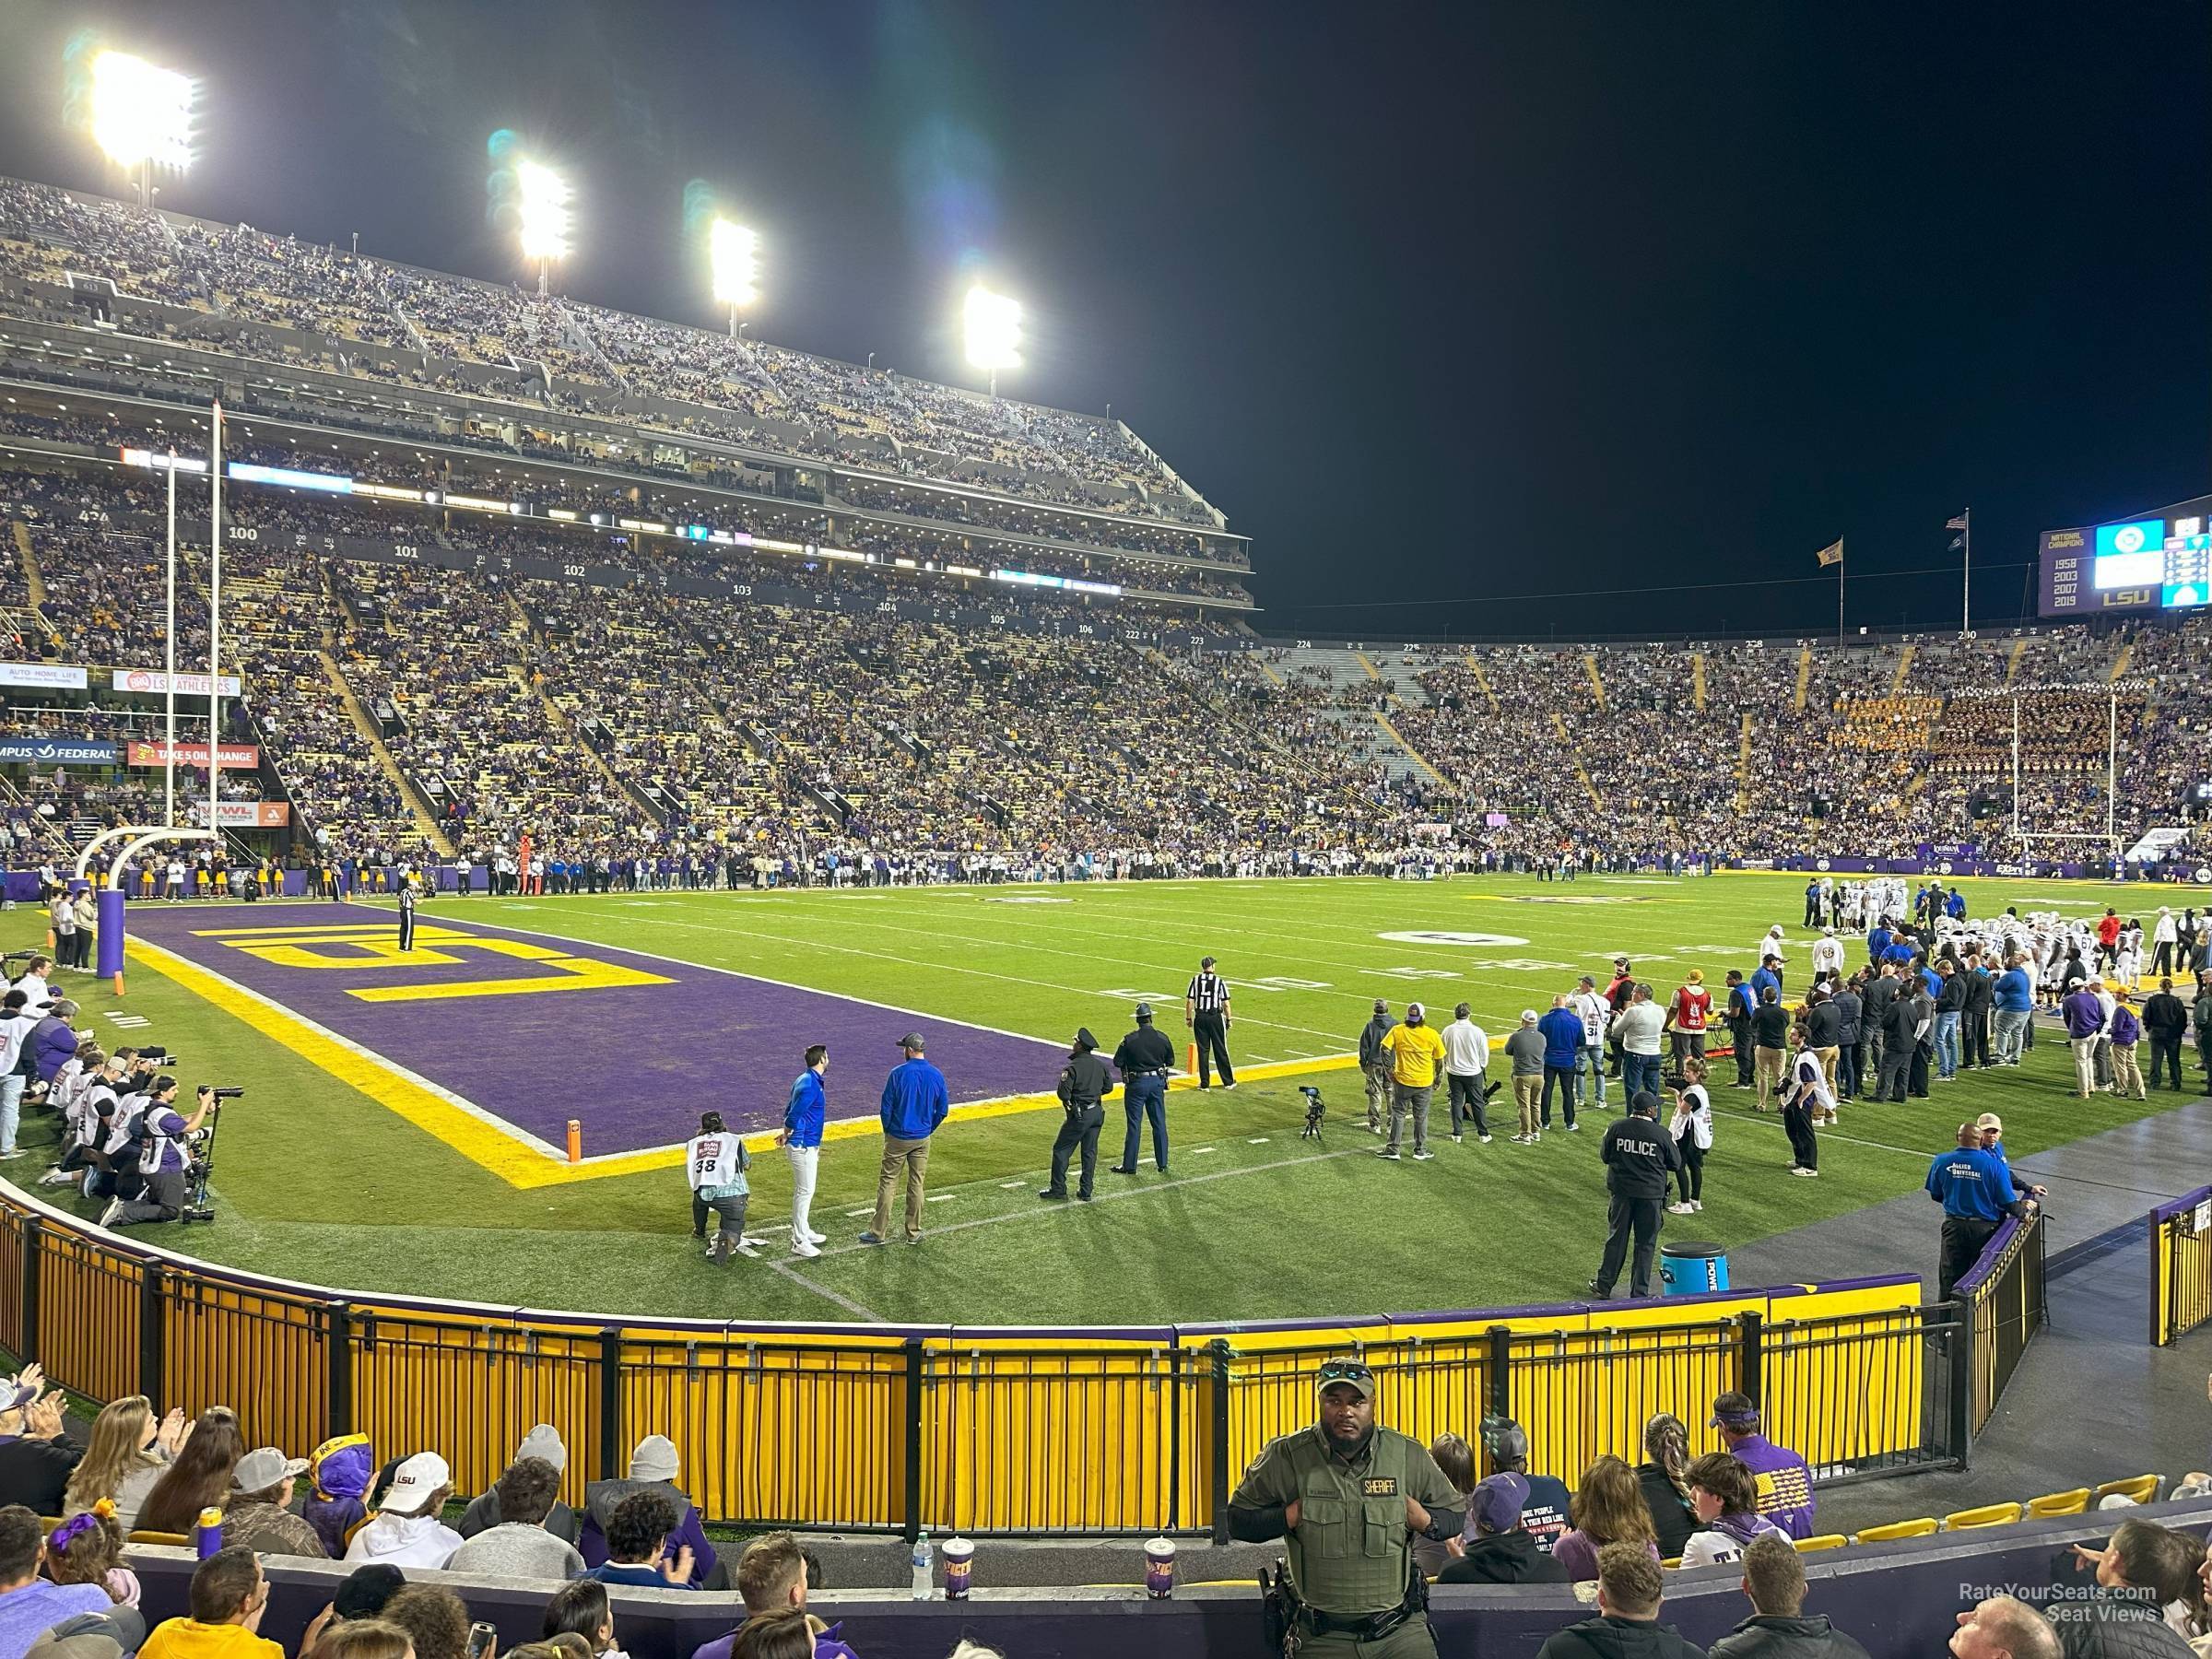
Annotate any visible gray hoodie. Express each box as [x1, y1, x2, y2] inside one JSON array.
[[455, 1425, 581, 1544]]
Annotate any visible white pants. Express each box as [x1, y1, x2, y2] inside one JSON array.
[[785, 1144, 819, 1247]]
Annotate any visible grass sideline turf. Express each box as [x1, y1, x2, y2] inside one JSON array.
[[7, 871, 2197, 1325]]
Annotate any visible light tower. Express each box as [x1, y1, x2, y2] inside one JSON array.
[[516, 160, 571, 296], [710, 218, 759, 338], [88, 50, 194, 210], [963, 285, 1022, 398]]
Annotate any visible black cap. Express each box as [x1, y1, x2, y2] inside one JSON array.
[[334, 1565, 405, 1620], [896, 1031, 925, 1051], [1073, 1027, 1098, 1052], [1629, 1090, 1662, 1116]]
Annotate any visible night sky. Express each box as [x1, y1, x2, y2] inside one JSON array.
[[0, 1, 2206, 641]]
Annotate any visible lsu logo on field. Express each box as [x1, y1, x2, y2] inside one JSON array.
[[192, 922, 672, 1004]]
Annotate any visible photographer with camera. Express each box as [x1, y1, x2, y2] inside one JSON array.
[[98, 1080, 218, 1229]]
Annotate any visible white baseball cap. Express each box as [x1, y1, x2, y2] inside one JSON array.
[[1520, 1009, 1538, 1024], [379, 1452, 450, 1512]]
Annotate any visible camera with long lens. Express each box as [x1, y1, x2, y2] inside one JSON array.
[[1299, 1085, 1326, 1141], [179, 1087, 242, 1225]]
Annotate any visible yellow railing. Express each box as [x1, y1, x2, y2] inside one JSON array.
[[2152, 1188, 2212, 1347], [3, 1185, 1955, 1537]]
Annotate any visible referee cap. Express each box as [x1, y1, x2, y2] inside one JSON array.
[[1200, 956, 1216, 969]]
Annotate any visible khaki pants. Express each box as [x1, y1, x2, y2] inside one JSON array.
[[2111, 1043, 2146, 1100], [1815, 1046, 1840, 1100], [1755, 1045, 1786, 1108], [871, 1135, 931, 1241], [1513, 1074, 1543, 1135], [2073, 1037, 2101, 1097], [1363, 1061, 1394, 1130]]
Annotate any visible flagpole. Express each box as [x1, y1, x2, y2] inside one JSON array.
[[1837, 548, 1845, 646], [1961, 508, 1971, 635]]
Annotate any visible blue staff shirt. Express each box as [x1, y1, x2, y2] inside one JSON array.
[[1924, 1145, 2018, 1222]]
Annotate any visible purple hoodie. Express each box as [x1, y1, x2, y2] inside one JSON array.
[[2062, 988, 2108, 1041], [1724, 1433, 1817, 1538], [2110, 1006, 2141, 1046]]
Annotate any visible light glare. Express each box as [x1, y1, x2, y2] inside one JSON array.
[[710, 218, 759, 308], [91, 51, 194, 173], [516, 160, 571, 263], [963, 286, 1022, 374]]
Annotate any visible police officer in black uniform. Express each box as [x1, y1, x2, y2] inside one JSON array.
[[1186, 956, 1236, 1089], [1110, 1002, 1176, 1174], [1588, 1090, 1681, 1300], [1041, 1028, 1114, 1202], [397, 874, 419, 951]]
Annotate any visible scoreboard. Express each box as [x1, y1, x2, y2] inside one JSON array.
[[2040, 492, 2212, 618]]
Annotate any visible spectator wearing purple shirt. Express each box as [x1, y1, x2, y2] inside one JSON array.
[[579, 1436, 716, 1589], [691, 1533, 859, 1659], [1708, 1392, 1815, 1540]]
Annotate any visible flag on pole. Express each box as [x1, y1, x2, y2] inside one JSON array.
[[1815, 538, 1844, 567], [1946, 511, 1968, 551]]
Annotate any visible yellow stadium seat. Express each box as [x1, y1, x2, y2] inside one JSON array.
[[1795, 1535, 1849, 1552], [2028, 1488, 2091, 1519], [126, 1530, 191, 1547], [2093, 1476, 2162, 1507], [1854, 1518, 1938, 1543], [1944, 1503, 2023, 1531], [1662, 1558, 1681, 1570]]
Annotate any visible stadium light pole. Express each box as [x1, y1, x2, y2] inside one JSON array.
[[963, 285, 1022, 398], [710, 218, 759, 338], [516, 160, 571, 296], [88, 49, 194, 210]]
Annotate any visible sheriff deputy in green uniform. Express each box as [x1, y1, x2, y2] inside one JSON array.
[[1228, 1358, 1465, 1657]]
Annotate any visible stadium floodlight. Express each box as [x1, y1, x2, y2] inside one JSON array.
[[516, 160, 571, 294], [710, 218, 759, 335], [963, 285, 1022, 396], [90, 50, 194, 208]]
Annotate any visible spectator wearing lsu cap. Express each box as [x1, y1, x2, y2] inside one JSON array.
[[1483, 1418, 1572, 1553], [861, 1033, 947, 1246], [1505, 1011, 1547, 1144], [1111, 1002, 1175, 1175], [219, 1448, 325, 1559], [1436, 1472, 1571, 1585], [1377, 1001, 1446, 1161], [1588, 1092, 1681, 1302], [1441, 1002, 1492, 1144], [1358, 999, 1397, 1136], [343, 1453, 463, 1569], [1708, 1392, 1815, 1539]]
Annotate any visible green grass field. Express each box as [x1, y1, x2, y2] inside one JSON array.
[[8, 872, 2191, 1326]]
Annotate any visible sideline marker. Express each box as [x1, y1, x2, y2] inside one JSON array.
[[565, 1119, 582, 1163], [1186, 1041, 1197, 1076]]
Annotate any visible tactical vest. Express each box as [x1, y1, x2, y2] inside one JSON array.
[[1281, 1428, 1418, 1616]]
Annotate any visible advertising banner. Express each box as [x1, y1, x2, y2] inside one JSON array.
[[0, 664, 88, 690], [0, 737, 118, 765], [126, 741, 261, 771], [111, 669, 245, 698], [194, 801, 290, 828]]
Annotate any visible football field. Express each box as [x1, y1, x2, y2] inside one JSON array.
[[12, 871, 2197, 1326]]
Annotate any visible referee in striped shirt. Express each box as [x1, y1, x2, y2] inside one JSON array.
[[1185, 956, 1237, 1089]]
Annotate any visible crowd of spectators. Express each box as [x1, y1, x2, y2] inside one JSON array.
[[0, 174, 1219, 535]]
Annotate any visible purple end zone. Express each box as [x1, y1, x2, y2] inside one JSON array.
[[124, 901, 1065, 1159]]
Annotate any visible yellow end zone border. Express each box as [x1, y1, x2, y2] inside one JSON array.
[[122, 935, 1359, 1190]]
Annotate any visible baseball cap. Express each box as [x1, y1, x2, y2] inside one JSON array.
[[1709, 1390, 1759, 1431], [1520, 1009, 1538, 1024], [1372, 998, 1389, 1014], [1974, 1112, 2003, 1134], [895, 1031, 925, 1050], [1473, 1472, 1530, 1533], [1629, 1090, 1661, 1116], [1481, 1416, 1530, 1464], [1823, 925, 1837, 935], [1406, 1001, 1425, 1022], [378, 1451, 450, 1512], [229, 1446, 308, 1493], [1314, 1359, 1374, 1402]]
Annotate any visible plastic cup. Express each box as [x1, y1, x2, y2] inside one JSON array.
[[1145, 1535, 1175, 1598], [943, 1535, 975, 1600]]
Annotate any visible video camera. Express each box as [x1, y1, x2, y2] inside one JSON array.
[[178, 1086, 243, 1225], [1299, 1085, 1325, 1141]]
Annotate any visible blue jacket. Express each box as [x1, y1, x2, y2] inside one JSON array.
[[1748, 966, 1781, 1004], [1994, 968, 2033, 1014], [783, 1069, 827, 1148], [880, 1057, 949, 1140], [1537, 1008, 1583, 1069], [1924, 1145, 2018, 1222], [1867, 926, 1892, 962]]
